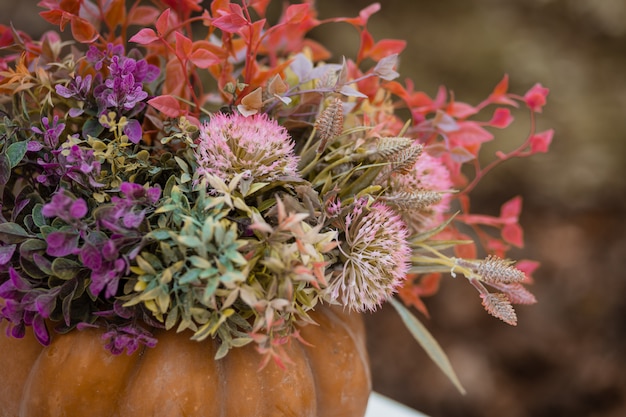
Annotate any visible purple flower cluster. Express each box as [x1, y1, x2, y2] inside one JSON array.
[[0, 268, 59, 345], [87, 44, 159, 117], [39, 183, 161, 300], [35, 141, 103, 189], [30, 116, 65, 149], [83, 182, 160, 298], [96, 54, 158, 111], [54, 44, 159, 143]]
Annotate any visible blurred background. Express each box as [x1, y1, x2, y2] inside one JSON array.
[[3, 1, 626, 416], [312, 1, 626, 416]]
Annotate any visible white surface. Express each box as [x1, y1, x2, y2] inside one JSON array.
[[365, 392, 430, 417]]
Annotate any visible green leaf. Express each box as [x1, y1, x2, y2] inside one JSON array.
[[0, 154, 10, 185], [19, 238, 47, 260], [0, 222, 32, 243], [82, 118, 104, 139], [51, 257, 83, 280], [6, 141, 28, 168], [32, 204, 46, 227], [388, 297, 466, 395]]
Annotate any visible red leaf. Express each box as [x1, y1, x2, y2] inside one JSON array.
[[212, 5, 248, 33], [331, 3, 381, 27], [447, 101, 477, 119], [500, 196, 522, 220], [129, 28, 159, 45], [156, 8, 171, 36], [488, 108, 514, 128], [488, 74, 517, 106], [148, 95, 182, 118], [502, 223, 524, 248], [127, 6, 161, 26], [175, 32, 193, 58], [189, 49, 220, 68], [523, 83, 549, 113], [39, 10, 71, 30], [283, 3, 311, 24], [163, 58, 186, 97], [366, 38, 407, 62], [515, 260, 540, 283], [70, 16, 98, 43], [447, 121, 494, 154], [103, 0, 125, 30], [529, 129, 554, 154], [356, 29, 374, 63], [249, 0, 272, 17]]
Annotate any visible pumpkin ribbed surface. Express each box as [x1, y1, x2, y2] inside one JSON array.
[[0, 306, 370, 417]]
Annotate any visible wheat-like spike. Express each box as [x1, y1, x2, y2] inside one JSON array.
[[315, 97, 344, 152], [459, 255, 526, 284], [480, 292, 517, 325], [389, 143, 423, 174], [381, 190, 443, 212], [372, 137, 414, 158]]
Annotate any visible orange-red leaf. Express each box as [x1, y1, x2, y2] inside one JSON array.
[[529, 129, 554, 154], [189, 48, 220, 68], [70, 16, 98, 43], [156, 8, 171, 36], [148, 95, 182, 118], [175, 32, 193, 58], [130, 28, 159, 45], [212, 5, 248, 33], [127, 6, 160, 26], [103, 0, 125, 31]]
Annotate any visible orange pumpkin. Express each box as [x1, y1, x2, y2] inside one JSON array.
[[0, 305, 370, 417]]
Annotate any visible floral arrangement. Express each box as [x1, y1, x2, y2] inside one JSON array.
[[0, 0, 551, 388]]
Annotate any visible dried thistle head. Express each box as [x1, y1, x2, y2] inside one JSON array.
[[195, 112, 300, 184], [323, 199, 410, 312]]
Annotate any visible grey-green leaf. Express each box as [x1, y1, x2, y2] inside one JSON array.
[[388, 297, 466, 395], [0, 222, 32, 243], [6, 141, 28, 169]]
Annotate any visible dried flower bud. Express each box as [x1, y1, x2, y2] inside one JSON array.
[[315, 97, 344, 152]]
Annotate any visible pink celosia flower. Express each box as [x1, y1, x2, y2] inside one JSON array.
[[195, 112, 300, 183], [380, 151, 453, 232], [324, 199, 410, 312]]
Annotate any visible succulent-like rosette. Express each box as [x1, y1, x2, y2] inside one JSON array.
[[324, 199, 411, 312], [195, 112, 300, 184]]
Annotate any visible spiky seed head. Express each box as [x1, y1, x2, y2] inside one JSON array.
[[323, 199, 411, 312], [195, 112, 300, 183]]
